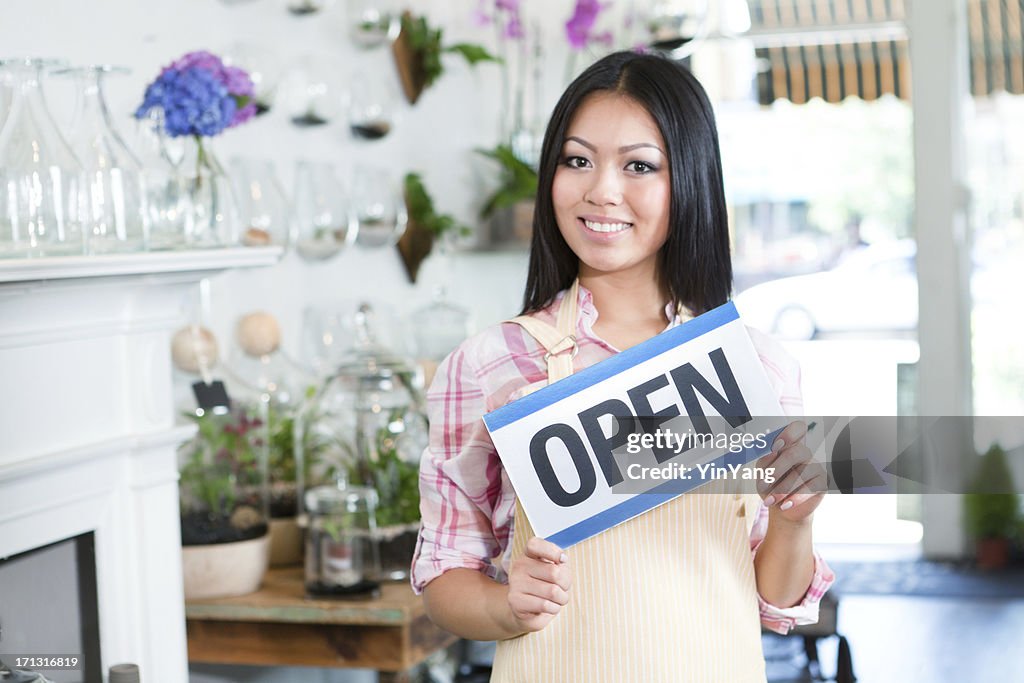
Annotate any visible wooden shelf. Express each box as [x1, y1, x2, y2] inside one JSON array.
[[185, 568, 457, 674]]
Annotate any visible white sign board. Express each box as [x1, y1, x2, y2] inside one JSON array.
[[483, 303, 788, 547]]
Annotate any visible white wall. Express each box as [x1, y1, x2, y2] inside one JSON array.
[[3, 0, 600, 363]]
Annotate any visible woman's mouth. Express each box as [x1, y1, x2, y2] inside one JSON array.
[[582, 218, 632, 233]]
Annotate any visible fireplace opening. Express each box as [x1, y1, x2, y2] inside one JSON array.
[[0, 533, 102, 683]]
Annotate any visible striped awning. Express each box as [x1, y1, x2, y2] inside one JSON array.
[[747, 0, 1024, 104]]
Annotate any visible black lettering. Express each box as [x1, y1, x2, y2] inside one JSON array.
[[578, 399, 633, 487], [668, 347, 753, 435], [530, 423, 597, 507], [626, 375, 681, 464]]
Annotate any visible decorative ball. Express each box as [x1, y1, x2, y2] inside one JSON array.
[[171, 325, 219, 374], [237, 311, 281, 357]]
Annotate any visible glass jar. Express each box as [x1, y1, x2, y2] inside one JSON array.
[[177, 402, 270, 547], [0, 58, 85, 258], [308, 303, 426, 581], [60, 65, 147, 254], [304, 484, 381, 596]]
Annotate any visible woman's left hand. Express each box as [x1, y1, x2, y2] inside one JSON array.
[[755, 420, 827, 524]]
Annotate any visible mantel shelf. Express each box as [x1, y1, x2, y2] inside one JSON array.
[[0, 246, 283, 285]]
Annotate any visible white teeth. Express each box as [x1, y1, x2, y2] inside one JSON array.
[[583, 220, 631, 233]]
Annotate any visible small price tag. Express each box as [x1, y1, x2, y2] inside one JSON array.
[[191, 380, 231, 412]]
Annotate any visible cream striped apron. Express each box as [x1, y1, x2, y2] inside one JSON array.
[[491, 281, 767, 683]]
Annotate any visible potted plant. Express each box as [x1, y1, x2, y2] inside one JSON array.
[[397, 172, 470, 283], [964, 443, 1021, 570], [178, 407, 270, 599], [476, 143, 538, 248], [391, 11, 498, 105]]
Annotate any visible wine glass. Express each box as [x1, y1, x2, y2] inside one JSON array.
[[293, 160, 352, 261], [351, 167, 406, 249]]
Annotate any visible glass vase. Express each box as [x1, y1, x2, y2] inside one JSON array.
[[61, 65, 147, 254], [182, 136, 239, 247], [0, 58, 85, 258], [132, 109, 191, 250]]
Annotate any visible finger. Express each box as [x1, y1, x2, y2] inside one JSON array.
[[510, 592, 562, 617], [764, 460, 820, 502], [773, 470, 828, 508], [765, 421, 809, 463], [526, 536, 567, 564], [526, 560, 572, 591], [763, 443, 815, 489], [519, 576, 570, 606], [775, 490, 826, 513]]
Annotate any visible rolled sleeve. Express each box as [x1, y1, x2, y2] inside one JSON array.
[[749, 501, 837, 635], [410, 346, 508, 594]]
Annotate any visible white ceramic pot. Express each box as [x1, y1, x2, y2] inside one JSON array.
[[182, 533, 270, 600]]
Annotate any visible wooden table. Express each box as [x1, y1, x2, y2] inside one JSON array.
[[185, 568, 458, 682]]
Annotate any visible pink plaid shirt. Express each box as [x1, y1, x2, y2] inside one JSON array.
[[411, 285, 835, 635]]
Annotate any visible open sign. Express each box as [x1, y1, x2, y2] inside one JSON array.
[[484, 303, 788, 547]]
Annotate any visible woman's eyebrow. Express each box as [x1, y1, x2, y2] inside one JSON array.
[[565, 136, 664, 155]]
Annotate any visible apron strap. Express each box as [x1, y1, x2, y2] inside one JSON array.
[[507, 279, 579, 384]]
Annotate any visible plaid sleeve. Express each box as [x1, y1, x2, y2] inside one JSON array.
[[410, 345, 507, 594], [749, 503, 837, 634], [749, 327, 834, 634]]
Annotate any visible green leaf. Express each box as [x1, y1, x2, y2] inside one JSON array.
[[403, 172, 470, 238], [475, 144, 539, 219], [444, 43, 501, 66]]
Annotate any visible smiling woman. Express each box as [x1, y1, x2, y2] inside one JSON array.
[[413, 51, 834, 683]]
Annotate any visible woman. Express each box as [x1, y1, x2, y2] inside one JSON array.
[[411, 51, 834, 682]]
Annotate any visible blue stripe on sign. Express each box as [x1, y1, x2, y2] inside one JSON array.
[[484, 301, 740, 432], [545, 426, 784, 548]]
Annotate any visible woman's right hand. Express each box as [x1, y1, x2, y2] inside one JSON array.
[[506, 536, 572, 633]]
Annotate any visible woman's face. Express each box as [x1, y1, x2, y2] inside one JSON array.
[[552, 92, 671, 282]]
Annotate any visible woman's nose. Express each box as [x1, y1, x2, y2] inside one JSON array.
[[583, 167, 623, 206]]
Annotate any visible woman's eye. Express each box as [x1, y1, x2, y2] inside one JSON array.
[[626, 161, 657, 174], [564, 156, 590, 169]]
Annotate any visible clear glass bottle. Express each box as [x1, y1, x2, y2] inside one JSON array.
[[0, 58, 85, 258], [293, 161, 352, 261], [132, 109, 191, 250], [61, 65, 147, 254], [181, 135, 239, 247], [304, 484, 381, 596], [230, 158, 292, 249]]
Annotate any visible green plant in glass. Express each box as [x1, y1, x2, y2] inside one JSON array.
[[178, 408, 269, 545], [347, 417, 421, 529]]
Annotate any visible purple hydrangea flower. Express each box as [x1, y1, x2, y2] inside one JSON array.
[[136, 50, 255, 136]]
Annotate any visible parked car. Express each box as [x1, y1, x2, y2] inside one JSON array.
[[733, 240, 918, 339]]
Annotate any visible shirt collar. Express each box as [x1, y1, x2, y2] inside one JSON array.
[[570, 282, 690, 333]]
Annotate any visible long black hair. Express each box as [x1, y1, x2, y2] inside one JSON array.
[[521, 51, 732, 316]]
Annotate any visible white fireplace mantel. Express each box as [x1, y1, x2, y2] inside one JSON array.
[[0, 247, 281, 683]]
